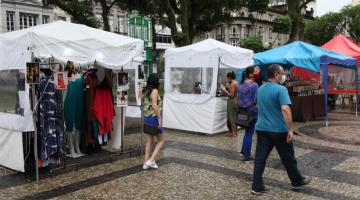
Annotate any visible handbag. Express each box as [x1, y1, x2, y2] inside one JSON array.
[[143, 123, 160, 136], [235, 106, 254, 129]]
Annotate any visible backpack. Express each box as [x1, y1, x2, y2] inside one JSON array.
[[235, 106, 254, 129]]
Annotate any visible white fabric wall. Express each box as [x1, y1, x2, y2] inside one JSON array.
[[163, 94, 227, 134], [0, 129, 24, 172]]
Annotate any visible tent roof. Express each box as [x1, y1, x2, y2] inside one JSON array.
[[165, 38, 254, 69], [254, 41, 357, 72], [0, 20, 144, 70], [322, 34, 360, 66]]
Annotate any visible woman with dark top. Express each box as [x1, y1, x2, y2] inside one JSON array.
[[253, 66, 264, 86], [220, 71, 238, 137], [142, 73, 165, 169], [238, 66, 259, 161]]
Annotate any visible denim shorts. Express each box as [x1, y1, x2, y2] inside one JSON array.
[[144, 116, 164, 134]]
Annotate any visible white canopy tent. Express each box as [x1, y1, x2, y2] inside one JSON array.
[[163, 39, 254, 134], [0, 21, 144, 172]]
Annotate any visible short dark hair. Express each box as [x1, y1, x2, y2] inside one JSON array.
[[268, 64, 283, 79], [226, 71, 235, 80]]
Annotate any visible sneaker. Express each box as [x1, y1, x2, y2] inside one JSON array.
[[240, 151, 245, 157], [292, 176, 312, 190], [143, 162, 150, 170], [243, 157, 255, 162], [251, 187, 269, 195], [145, 160, 158, 169]]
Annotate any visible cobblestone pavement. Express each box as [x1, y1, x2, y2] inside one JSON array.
[[0, 112, 359, 200]]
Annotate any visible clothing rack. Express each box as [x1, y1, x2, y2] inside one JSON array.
[[29, 59, 143, 181]]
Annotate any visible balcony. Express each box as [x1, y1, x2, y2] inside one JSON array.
[[229, 33, 240, 39]]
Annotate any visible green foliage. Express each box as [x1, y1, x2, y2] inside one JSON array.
[[272, 16, 292, 34], [48, 0, 101, 28], [118, 0, 268, 46], [239, 36, 266, 53], [304, 5, 360, 45], [304, 13, 342, 46]]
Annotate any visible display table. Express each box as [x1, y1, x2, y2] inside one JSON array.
[[290, 94, 325, 122]]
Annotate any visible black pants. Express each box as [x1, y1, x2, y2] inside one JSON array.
[[252, 131, 304, 191]]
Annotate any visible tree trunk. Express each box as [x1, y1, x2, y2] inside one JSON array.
[[160, 0, 179, 46], [179, 0, 190, 45], [287, 0, 301, 42], [99, 0, 112, 31]]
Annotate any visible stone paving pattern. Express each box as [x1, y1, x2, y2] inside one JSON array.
[[0, 112, 359, 200]]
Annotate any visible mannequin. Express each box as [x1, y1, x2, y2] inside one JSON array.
[[64, 70, 85, 157]]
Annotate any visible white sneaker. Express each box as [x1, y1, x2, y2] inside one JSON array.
[[146, 160, 158, 169], [143, 162, 150, 170]]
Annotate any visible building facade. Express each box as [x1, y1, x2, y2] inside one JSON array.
[[92, 2, 127, 35], [196, 2, 315, 48], [0, 0, 54, 33], [353, 0, 360, 5]]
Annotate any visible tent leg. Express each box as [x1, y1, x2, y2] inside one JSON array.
[[323, 64, 329, 126], [356, 68, 358, 117], [31, 86, 39, 182]]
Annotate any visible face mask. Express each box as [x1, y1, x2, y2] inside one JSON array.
[[280, 75, 286, 84]]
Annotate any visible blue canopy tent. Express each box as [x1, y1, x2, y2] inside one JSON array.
[[254, 41, 358, 126]]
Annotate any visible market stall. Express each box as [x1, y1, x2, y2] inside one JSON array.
[[254, 41, 357, 125], [0, 21, 144, 174], [294, 34, 360, 109], [163, 39, 253, 134]]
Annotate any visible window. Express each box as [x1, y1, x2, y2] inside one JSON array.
[[144, 27, 148, 41], [0, 70, 25, 114], [6, 12, 15, 31], [269, 14, 273, 21], [156, 34, 172, 43], [230, 40, 238, 46], [20, 13, 37, 29], [171, 68, 213, 94], [135, 26, 141, 38], [258, 27, 263, 36], [42, 15, 49, 24], [269, 28, 273, 40], [232, 27, 236, 34], [58, 16, 66, 21], [118, 17, 125, 33]]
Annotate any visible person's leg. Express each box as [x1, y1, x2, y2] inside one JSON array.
[[273, 134, 304, 186], [226, 121, 233, 136], [231, 123, 237, 136], [252, 132, 274, 192], [149, 133, 165, 161], [242, 123, 255, 158], [144, 134, 154, 162]]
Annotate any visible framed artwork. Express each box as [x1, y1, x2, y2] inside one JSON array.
[[54, 72, 68, 90], [116, 89, 128, 106], [26, 62, 40, 84]]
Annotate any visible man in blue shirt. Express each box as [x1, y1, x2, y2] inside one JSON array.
[[251, 64, 311, 195]]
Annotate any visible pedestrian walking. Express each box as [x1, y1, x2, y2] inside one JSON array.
[[238, 66, 258, 161], [252, 64, 311, 195], [220, 71, 238, 137], [142, 73, 165, 169]]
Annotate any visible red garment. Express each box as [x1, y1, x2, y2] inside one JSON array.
[[93, 88, 114, 136]]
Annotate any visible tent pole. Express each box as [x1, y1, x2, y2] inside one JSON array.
[[356, 67, 358, 117], [323, 64, 329, 126]]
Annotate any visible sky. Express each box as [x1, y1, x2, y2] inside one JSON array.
[[315, 0, 352, 16]]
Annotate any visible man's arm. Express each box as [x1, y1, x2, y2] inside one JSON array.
[[281, 105, 295, 143]]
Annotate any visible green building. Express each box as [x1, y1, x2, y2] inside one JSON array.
[[127, 10, 153, 75]]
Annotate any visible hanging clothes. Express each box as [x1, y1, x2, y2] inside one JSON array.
[[38, 75, 64, 162], [83, 71, 97, 145], [64, 76, 84, 132], [93, 88, 114, 137]]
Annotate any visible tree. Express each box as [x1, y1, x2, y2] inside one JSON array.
[[286, 0, 315, 42], [304, 13, 343, 46], [239, 36, 266, 53], [271, 15, 292, 47], [119, 0, 269, 47], [304, 5, 360, 45], [96, 0, 117, 31], [48, 0, 100, 28]]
